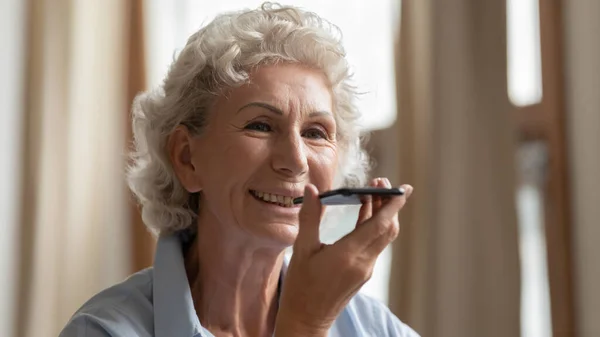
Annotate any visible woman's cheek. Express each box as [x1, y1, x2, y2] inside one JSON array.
[[233, 136, 268, 159], [309, 146, 338, 189]]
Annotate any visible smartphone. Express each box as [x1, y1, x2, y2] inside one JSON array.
[[292, 187, 405, 206]]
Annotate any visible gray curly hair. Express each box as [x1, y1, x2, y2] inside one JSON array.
[[127, 2, 371, 235]]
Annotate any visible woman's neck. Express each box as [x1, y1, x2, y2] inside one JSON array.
[[184, 220, 286, 337]]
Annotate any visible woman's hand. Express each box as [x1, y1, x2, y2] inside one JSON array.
[[274, 178, 413, 337]]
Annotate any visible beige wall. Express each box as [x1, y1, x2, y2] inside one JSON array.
[[563, 1, 600, 336]]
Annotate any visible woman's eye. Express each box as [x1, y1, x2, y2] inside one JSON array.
[[244, 121, 272, 132], [303, 128, 328, 140]]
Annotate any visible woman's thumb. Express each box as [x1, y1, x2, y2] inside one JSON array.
[[294, 184, 322, 255]]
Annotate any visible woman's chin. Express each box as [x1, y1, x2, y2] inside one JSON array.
[[252, 221, 299, 247]]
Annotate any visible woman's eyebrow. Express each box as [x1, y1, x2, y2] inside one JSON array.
[[237, 102, 283, 115], [236, 102, 332, 117]]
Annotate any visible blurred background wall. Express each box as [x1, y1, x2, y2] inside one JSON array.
[[0, 0, 597, 336], [563, 1, 600, 335]]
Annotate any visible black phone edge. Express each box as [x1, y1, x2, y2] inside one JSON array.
[[292, 187, 405, 205]]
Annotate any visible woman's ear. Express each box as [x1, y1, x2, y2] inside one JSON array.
[[167, 125, 203, 193]]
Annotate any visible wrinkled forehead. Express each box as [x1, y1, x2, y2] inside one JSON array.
[[227, 64, 335, 115]]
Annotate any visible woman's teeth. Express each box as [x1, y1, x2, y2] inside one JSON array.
[[252, 190, 294, 207]]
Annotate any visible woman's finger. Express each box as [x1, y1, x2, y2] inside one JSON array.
[[294, 184, 323, 256], [336, 184, 412, 256], [356, 178, 379, 227], [363, 183, 412, 256], [370, 178, 387, 216], [363, 212, 400, 257]]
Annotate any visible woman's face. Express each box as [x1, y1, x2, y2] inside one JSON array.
[[181, 64, 338, 247]]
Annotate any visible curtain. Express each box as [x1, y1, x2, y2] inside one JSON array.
[[0, 1, 27, 336], [127, 0, 156, 273], [14, 0, 131, 336], [385, 0, 522, 336]]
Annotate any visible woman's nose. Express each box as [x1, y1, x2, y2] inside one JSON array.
[[271, 132, 308, 177]]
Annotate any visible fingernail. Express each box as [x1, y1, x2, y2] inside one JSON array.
[[385, 178, 392, 188], [405, 185, 414, 197]]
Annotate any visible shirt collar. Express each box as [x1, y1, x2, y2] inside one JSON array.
[[152, 232, 290, 337], [153, 233, 203, 337]]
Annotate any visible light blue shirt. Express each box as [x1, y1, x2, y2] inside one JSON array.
[[59, 232, 420, 337]]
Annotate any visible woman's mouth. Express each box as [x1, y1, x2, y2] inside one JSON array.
[[249, 190, 297, 208]]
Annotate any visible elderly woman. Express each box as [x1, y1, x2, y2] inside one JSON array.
[[60, 3, 417, 337]]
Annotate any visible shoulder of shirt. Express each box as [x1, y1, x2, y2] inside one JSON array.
[[342, 292, 421, 337], [59, 267, 155, 336]]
